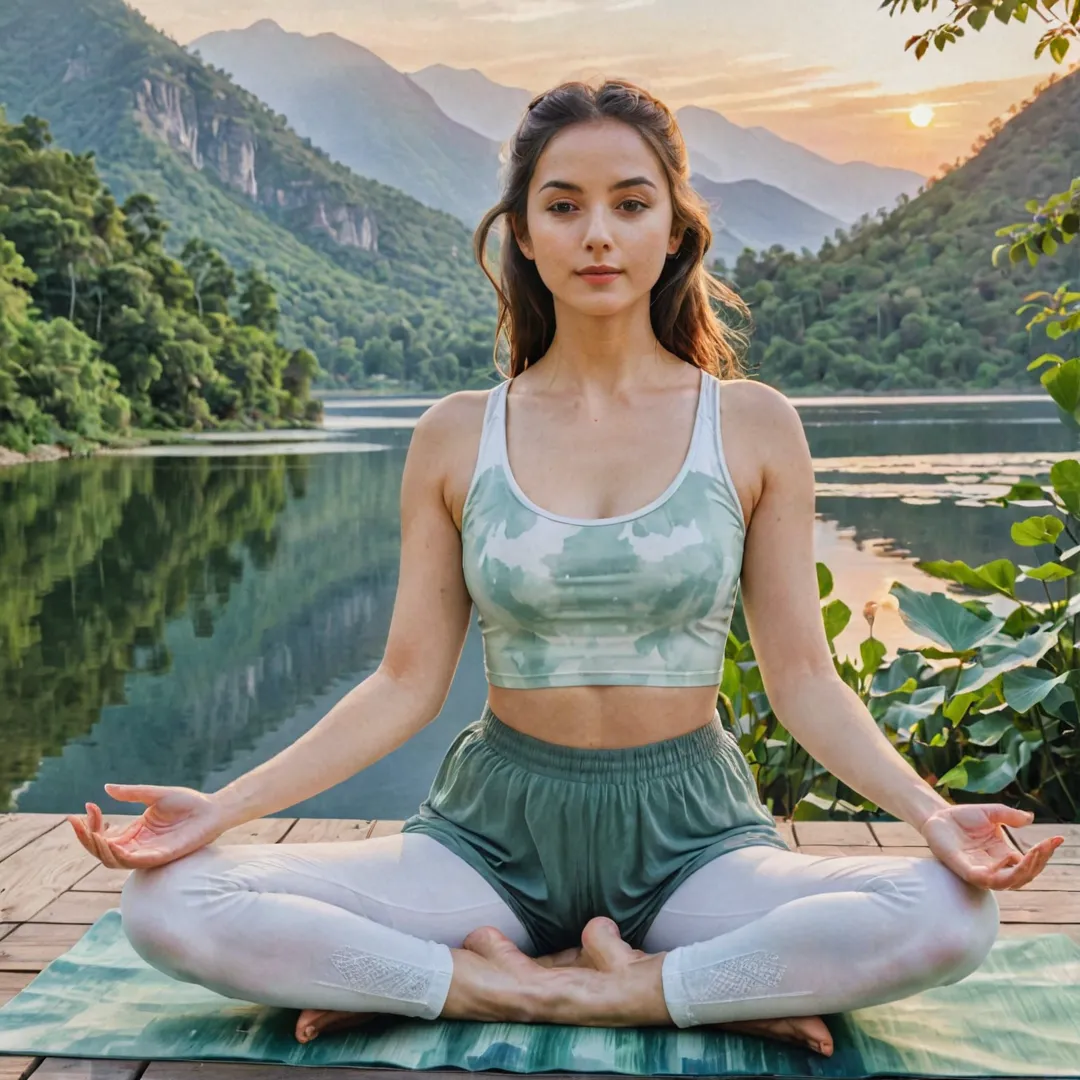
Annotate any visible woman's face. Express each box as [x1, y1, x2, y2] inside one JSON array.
[[516, 119, 683, 311]]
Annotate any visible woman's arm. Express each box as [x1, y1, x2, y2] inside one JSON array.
[[209, 394, 478, 830], [734, 381, 951, 833]]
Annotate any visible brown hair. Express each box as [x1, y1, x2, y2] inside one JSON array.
[[473, 77, 753, 381]]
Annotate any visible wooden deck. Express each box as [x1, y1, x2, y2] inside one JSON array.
[[1, 813, 1078, 1080]]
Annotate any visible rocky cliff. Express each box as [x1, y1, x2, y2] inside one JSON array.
[[132, 70, 378, 252]]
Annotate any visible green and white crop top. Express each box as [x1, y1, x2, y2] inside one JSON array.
[[461, 367, 746, 689]]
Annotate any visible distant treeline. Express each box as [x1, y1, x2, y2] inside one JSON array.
[[0, 110, 320, 452]]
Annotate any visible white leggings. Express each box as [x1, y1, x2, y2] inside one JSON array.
[[120, 832, 1000, 1028]]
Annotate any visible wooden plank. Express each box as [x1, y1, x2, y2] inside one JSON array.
[[795, 845, 880, 857], [282, 819, 373, 844], [214, 818, 297, 846], [1009, 863, 1079, 892], [0, 970, 36, 1005], [365, 820, 405, 839], [0, 925, 14, 942], [1006, 822, 1080, 863], [0, 1058, 40, 1080], [0, 815, 63, 862], [875, 846, 933, 859], [69, 866, 129, 894], [790, 821, 876, 846], [30, 892, 118, 925], [0, 924, 85, 972], [995, 889, 1080, 922], [0, 828, 98, 923], [31, 1060, 143, 1080], [868, 821, 926, 847]]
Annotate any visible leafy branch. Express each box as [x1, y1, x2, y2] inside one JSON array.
[[880, 0, 1079, 63]]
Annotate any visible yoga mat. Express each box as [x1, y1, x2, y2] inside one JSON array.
[[0, 910, 1078, 1077]]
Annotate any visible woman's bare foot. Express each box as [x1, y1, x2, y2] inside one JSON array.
[[579, 918, 833, 1057], [294, 938, 589, 1040], [295, 1008, 376, 1044], [534, 945, 592, 968]]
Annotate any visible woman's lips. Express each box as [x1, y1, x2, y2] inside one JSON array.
[[578, 271, 622, 282]]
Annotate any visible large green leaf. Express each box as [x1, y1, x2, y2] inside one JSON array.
[[954, 630, 1059, 695], [1002, 666, 1071, 712], [964, 712, 1016, 747], [1018, 561, 1073, 582], [1041, 357, 1080, 420], [816, 561, 833, 600], [936, 754, 1018, 793], [821, 598, 851, 642], [869, 649, 931, 695], [1011, 514, 1064, 546], [859, 636, 887, 677], [915, 558, 1017, 597], [1050, 459, 1080, 515], [879, 686, 946, 736], [889, 582, 1004, 651]]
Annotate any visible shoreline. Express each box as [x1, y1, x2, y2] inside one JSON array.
[[0, 444, 72, 469]]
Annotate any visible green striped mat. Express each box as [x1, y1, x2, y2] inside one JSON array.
[[0, 910, 1078, 1076]]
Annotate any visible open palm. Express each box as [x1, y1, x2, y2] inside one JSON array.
[[920, 803, 1064, 890], [66, 783, 230, 870]]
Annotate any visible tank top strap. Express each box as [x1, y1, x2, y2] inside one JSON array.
[[461, 379, 511, 523], [686, 368, 719, 473], [697, 370, 744, 532], [474, 378, 510, 476]]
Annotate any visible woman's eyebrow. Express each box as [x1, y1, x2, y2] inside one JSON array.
[[538, 176, 657, 193]]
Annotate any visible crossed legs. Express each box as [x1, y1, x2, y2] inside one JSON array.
[[120, 832, 999, 1049]]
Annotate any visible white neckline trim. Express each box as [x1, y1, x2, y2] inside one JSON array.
[[499, 368, 708, 527]]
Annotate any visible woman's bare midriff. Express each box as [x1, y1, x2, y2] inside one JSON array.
[[486, 683, 722, 748]]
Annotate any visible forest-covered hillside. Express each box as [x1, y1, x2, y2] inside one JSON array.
[[2, 0, 1078, 405], [0, 111, 318, 451], [731, 65, 1080, 392], [0, 0, 501, 391]]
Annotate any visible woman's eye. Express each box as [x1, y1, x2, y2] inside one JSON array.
[[547, 199, 648, 214]]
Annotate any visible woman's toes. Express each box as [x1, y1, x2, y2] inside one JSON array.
[[580, 917, 641, 972], [461, 926, 540, 978], [294, 1008, 375, 1043]]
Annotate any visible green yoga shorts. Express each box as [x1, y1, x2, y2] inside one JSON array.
[[400, 702, 792, 955]]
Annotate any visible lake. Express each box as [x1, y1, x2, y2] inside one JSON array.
[[2, 392, 1078, 819]]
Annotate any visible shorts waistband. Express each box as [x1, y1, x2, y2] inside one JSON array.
[[476, 702, 727, 781]]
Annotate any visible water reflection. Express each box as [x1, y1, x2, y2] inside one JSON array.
[[2, 394, 1073, 817]]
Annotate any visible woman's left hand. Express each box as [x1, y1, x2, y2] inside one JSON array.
[[919, 803, 1065, 890]]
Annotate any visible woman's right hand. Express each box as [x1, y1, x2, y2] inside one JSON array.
[[66, 784, 232, 870]]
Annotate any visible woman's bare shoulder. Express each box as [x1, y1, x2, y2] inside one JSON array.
[[721, 377, 805, 449], [414, 388, 492, 440], [412, 388, 498, 526]]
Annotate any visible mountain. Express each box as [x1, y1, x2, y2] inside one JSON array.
[[0, 0, 499, 390], [188, 24, 844, 255], [408, 64, 533, 144], [675, 106, 926, 224], [408, 64, 925, 224], [188, 21, 503, 226], [731, 67, 1080, 392], [693, 175, 846, 263]]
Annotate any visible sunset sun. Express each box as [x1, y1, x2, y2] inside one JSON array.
[[909, 104, 936, 128]]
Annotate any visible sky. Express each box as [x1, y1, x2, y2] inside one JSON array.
[[129, 0, 1070, 175]]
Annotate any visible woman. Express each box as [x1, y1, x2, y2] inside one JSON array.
[[68, 79, 1063, 1057]]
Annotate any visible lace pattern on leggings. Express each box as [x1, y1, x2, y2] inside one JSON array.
[[677, 950, 788, 1024], [329, 946, 434, 1005]]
